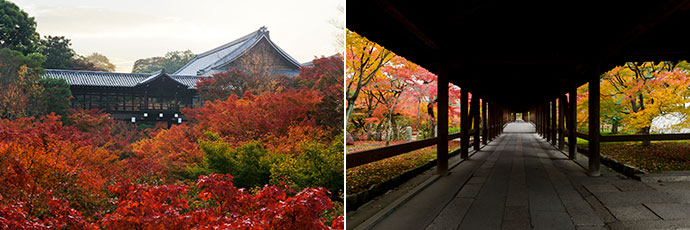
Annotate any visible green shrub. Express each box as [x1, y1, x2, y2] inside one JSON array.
[[271, 134, 344, 199], [187, 134, 272, 189]]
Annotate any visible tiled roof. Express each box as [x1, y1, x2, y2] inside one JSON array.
[[174, 26, 301, 76], [43, 69, 201, 88]]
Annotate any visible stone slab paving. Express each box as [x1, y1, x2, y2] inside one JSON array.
[[352, 123, 690, 230]]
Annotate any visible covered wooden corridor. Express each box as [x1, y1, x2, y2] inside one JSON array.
[[350, 123, 690, 229], [346, 0, 690, 178], [346, 1, 690, 229]]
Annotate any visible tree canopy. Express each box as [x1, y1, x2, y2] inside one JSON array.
[[85, 52, 116, 72], [346, 30, 394, 121], [0, 0, 39, 54], [132, 50, 194, 73], [37, 35, 75, 69], [0, 48, 45, 119], [577, 61, 690, 145]]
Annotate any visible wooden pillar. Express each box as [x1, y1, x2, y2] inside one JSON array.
[[482, 100, 488, 145], [144, 92, 149, 111], [544, 102, 552, 143], [498, 108, 502, 135], [437, 65, 449, 175], [460, 89, 469, 158], [544, 104, 548, 138], [538, 105, 543, 136], [492, 105, 497, 139], [487, 103, 496, 140], [539, 106, 543, 135], [568, 86, 577, 159], [558, 95, 566, 149], [551, 98, 557, 145], [588, 75, 601, 176], [537, 106, 541, 135], [472, 96, 480, 150], [534, 105, 544, 136], [545, 104, 549, 138], [496, 106, 500, 137], [545, 103, 550, 141]]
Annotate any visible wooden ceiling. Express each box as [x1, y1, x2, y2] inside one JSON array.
[[347, 0, 690, 111]]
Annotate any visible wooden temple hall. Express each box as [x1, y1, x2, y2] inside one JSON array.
[[41, 27, 302, 124], [347, 1, 690, 229]]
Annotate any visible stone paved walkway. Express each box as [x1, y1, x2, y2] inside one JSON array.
[[351, 122, 690, 230]]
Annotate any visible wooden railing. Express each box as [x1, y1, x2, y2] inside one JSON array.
[[346, 130, 477, 169], [572, 131, 690, 142]]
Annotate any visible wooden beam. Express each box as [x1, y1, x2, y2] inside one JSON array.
[[347, 137, 438, 168], [376, 0, 440, 50], [603, 0, 690, 58], [449, 131, 463, 140], [601, 133, 690, 142], [575, 132, 590, 140]]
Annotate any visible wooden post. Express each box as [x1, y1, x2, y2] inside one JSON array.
[[539, 105, 543, 136], [437, 65, 449, 175], [461, 89, 469, 158], [544, 104, 548, 137], [538, 105, 542, 136], [545, 104, 548, 138], [589, 75, 601, 176], [498, 107, 503, 135], [537, 106, 541, 135], [540, 104, 548, 139], [495, 108, 499, 136], [551, 99, 557, 145], [559, 95, 566, 149], [493, 105, 497, 139], [568, 86, 577, 159], [472, 96, 480, 150], [482, 101, 488, 145], [488, 103, 493, 141]]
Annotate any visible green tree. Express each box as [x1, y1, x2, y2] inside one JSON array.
[[187, 135, 272, 189], [0, 48, 45, 119], [38, 78, 72, 118], [270, 135, 344, 200], [132, 50, 194, 73], [676, 60, 690, 71], [0, 0, 39, 54], [37, 36, 75, 69], [85, 52, 116, 72]]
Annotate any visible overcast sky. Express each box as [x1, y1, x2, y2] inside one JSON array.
[[12, 0, 343, 72]]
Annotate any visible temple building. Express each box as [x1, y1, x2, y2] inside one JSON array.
[[42, 27, 303, 124]]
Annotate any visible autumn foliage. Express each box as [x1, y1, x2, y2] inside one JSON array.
[[576, 62, 690, 137], [0, 56, 344, 228], [185, 90, 322, 144], [99, 174, 342, 229], [346, 31, 465, 142]]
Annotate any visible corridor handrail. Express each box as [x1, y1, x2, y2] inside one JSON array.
[[601, 133, 690, 142], [347, 130, 479, 169], [567, 131, 690, 143]]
